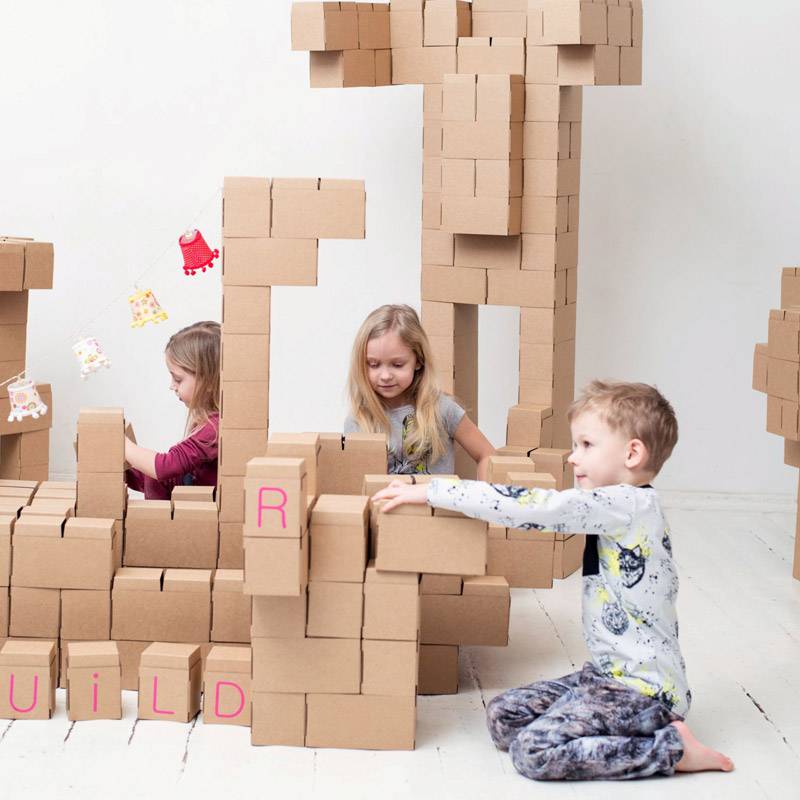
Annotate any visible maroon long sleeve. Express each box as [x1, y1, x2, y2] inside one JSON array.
[[126, 414, 219, 500]]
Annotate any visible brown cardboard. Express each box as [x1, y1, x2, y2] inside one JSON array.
[[457, 36, 525, 75], [608, 5, 632, 46], [541, 0, 608, 45], [251, 592, 308, 639], [418, 643, 458, 694], [530, 446, 573, 489], [316, 433, 388, 496], [21, 498, 74, 517], [505, 471, 556, 491], [77, 408, 124, 472], [203, 645, 251, 726], [138, 642, 202, 723], [251, 692, 306, 746], [553, 534, 585, 578], [391, 46, 457, 85], [376, 512, 487, 576], [507, 403, 554, 448], [422, 229, 455, 266], [520, 305, 576, 347], [11, 516, 115, 590], [309, 495, 369, 582], [271, 179, 365, 240], [218, 522, 244, 568], [0, 639, 57, 719], [111, 568, 212, 642], [524, 84, 582, 123], [620, 45, 642, 86], [424, 1, 471, 46], [61, 589, 111, 640], [524, 158, 580, 197], [442, 120, 522, 160], [486, 454, 535, 482], [359, 3, 391, 49], [76, 472, 125, 519], [251, 636, 361, 693], [307, 580, 363, 638], [221, 177, 271, 237], [488, 537, 555, 587], [222, 285, 270, 336], [390, 8, 423, 47], [0, 241, 25, 291], [66, 641, 121, 721], [557, 44, 620, 86], [310, 49, 377, 89], [266, 432, 321, 499], [220, 381, 269, 430], [421, 264, 487, 304], [243, 533, 308, 597], [362, 639, 418, 696], [223, 237, 318, 287], [244, 457, 307, 537], [420, 576, 509, 645], [475, 160, 523, 198], [487, 268, 565, 308], [222, 333, 270, 381], [420, 573, 463, 595], [362, 565, 419, 640], [521, 230, 578, 271], [305, 694, 415, 750], [211, 569, 251, 643], [291, 2, 359, 51], [9, 587, 60, 637]]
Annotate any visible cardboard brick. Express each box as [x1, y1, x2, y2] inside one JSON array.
[[66, 641, 121, 721], [557, 44, 621, 86], [291, 2, 359, 51], [251, 636, 361, 694], [487, 268, 566, 308], [442, 120, 522, 160], [487, 537, 556, 588], [358, 3, 391, 49], [251, 591, 308, 639], [221, 333, 270, 382], [418, 643, 458, 694], [223, 237, 318, 287], [271, 179, 365, 240], [222, 177, 271, 237], [76, 472, 125, 519], [475, 159, 523, 198], [486, 454, 535, 482], [0, 515, 13, 585], [424, 0, 471, 46], [76, 408, 124, 472], [61, 589, 111, 640], [218, 476, 245, 524], [541, 0, 608, 45], [390, 8, 423, 47], [307, 580, 363, 638], [251, 692, 306, 746], [306, 694, 415, 750], [309, 494, 369, 582], [218, 522, 244, 569], [203, 645, 251, 726], [0, 241, 25, 291], [422, 228, 455, 266], [310, 49, 377, 89], [0, 639, 57, 719], [524, 158, 580, 197], [0, 586, 8, 638], [420, 573, 463, 595], [620, 45, 642, 86], [266, 432, 321, 499], [753, 343, 768, 393], [553, 534, 585, 578], [421, 264, 487, 304], [361, 639, 418, 696], [244, 457, 308, 537], [138, 642, 202, 723], [222, 285, 270, 336], [472, 10, 527, 37], [441, 196, 521, 236], [507, 403, 555, 448], [376, 512, 487, 575], [243, 533, 309, 597], [9, 586, 60, 637], [211, 569, 251, 643], [530, 446, 573, 489], [219, 428, 270, 477], [391, 46, 457, 85], [220, 381, 269, 430], [457, 36, 525, 75]]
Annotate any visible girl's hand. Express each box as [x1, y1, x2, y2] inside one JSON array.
[[372, 481, 429, 512]]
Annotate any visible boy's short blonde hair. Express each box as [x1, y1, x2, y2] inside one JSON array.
[[568, 380, 678, 476]]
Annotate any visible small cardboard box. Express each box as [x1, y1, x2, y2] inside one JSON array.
[[530, 447, 573, 489], [219, 381, 269, 431], [457, 36, 525, 75], [541, 0, 608, 45], [244, 457, 308, 537], [442, 120, 522, 160], [61, 589, 111, 640], [472, 10, 527, 37], [310, 50, 377, 89], [138, 642, 202, 723], [271, 179, 365, 240], [420, 576, 510, 646], [266, 432, 321, 500], [307, 580, 364, 639], [421, 264, 487, 305], [222, 177, 270, 238], [441, 196, 522, 236], [309, 494, 369, 582], [223, 237, 318, 287], [0, 241, 25, 291], [359, 3, 391, 49], [222, 333, 270, 382], [557, 44, 620, 86], [66, 641, 121, 721], [454, 233, 521, 271], [507, 403, 554, 448], [251, 692, 306, 746], [218, 522, 244, 569], [211, 569, 251, 643], [76, 408, 124, 473], [111, 568, 212, 643], [376, 513, 487, 576], [389, 9, 424, 48], [488, 538, 555, 588], [418, 643, 458, 695], [11, 516, 116, 590], [203, 645, 251, 726], [291, 2, 359, 51], [362, 565, 420, 641], [305, 694, 415, 750], [391, 46, 457, 85], [9, 586, 60, 637], [76, 472, 125, 519], [243, 533, 309, 597], [251, 636, 361, 694], [251, 592, 307, 639], [316, 432, 389, 495], [424, 0, 471, 46], [553, 534, 585, 578], [420, 574, 463, 595], [0, 639, 57, 719], [422, 229, 455, 265], [222, 285, 270, 336], [486, 268, 565, 309], [362, 639, 418, 696], [523, 157, 580, 197]]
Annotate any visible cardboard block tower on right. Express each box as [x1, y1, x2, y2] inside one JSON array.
[[291, 0, 643, 473]]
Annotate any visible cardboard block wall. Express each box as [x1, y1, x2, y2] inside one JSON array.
[[291, 0, 643, 470], [753, 267, 800, 580]]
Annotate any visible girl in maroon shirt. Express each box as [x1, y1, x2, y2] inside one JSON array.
[[125, 321, 220, 500]]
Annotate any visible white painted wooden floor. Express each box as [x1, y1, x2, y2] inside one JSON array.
[[1, 492, 799, 800]]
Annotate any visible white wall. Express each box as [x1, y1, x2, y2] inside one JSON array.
[[2, 0, 797, 493]]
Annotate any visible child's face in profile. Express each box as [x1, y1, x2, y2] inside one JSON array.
[[166, 356, 196, 408], [568, 409, 642, 490], [366, 330, 419, 409]]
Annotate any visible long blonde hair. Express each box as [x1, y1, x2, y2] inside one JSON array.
[[165, 321, 221, 436], [348, 305, 448, 464]]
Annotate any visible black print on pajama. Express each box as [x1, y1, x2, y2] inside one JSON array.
[[662, 531, 672, 554], [617, 544, 646, 588], [601, 600, 629, 635]]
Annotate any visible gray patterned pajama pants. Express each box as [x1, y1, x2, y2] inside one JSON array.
[[486, 662, 684, 781]]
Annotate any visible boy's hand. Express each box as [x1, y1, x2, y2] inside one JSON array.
[[372, 480, 429, 512]]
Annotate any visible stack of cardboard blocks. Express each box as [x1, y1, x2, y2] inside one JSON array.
[[753, 266, 800, 580], [0, 235, 54, 481], [290, 0, 644, 467], [218, 176, 366, 568]]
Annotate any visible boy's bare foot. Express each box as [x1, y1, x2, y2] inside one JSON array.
[[671, 721, 734, 773]]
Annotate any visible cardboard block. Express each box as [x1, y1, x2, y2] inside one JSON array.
[[477, 73, 524, 122], [9, 586, 60, 637], [223, 237, 317, 287], [359, 3, 391, 48], [218, 522, 244, 568], [291, 2, 359, 51], [391, 46, 456, 84], [316, 432, 388, 495], [0, 639, 57, 719], [541, 0, 607, 45], [251, 692, 306, 746], [222, 285, 270, 336], [376, 512, 486, 575], [0, 515, 13, 585], [557, 44, 620, 85], [420, 576, 509, 645], [486, 454, 535, 482], [390, 8, 423, 47], [310, 49, 377, 88], [424, 0, 471, 46], [525, 84, 582, 124], [307, 580, 363, 638], [309, 494, 369, 582], [0, 323, 26, 362], [115, 640, 150, 690], [220, 381, 268, 430], [420, 573, 463, 594], [66, 641, 121, 721], [11, 516, 115, 590], [418, 643, 458, 695], [211, 570, 251, 643], [251, 591, 307, 639], [76, 472, 125, 519], [457, 36, 525, 75], [111, 568, 212, 643], [0, 241, 25, 291], [442, 120, 522, 160], [306, 694, 415, 750], [77, 408, 124, 473], [507, 403, 554, 448], [487, 537, 555, 588], [608, 4, 632, 46], [362, 639, 418, 696], [423, 157, 443, 193], [421, 264, 487, 304], [530, 446, 573, 489], [521, 230, 578, 270], [752, 343, 767, 393], [524, 158, 580, 197], [441, 158, 475, 196], [766, 356, 799, 401], [251, 636, 361, 694], [138, 642, 202, 723], [171, 485, 215, 503], [553, 534, 584, 578], [61, 589, 111, 640], [0, 288, 28, 325], [475, 159, 523, 198], [218, 476, 245, 523], [767, 309, 800, 361], [487, 268, 565, 308], [442, 195, 521, 235], [781, 267, 800, 309], [620, 45, 642, 85], [243, 533, 309, 597], [271, 179, 365, 240], [422, 229, 455, 266], [203, 645, 251, 726], [221, 333, 270, 382], [21, 498, 73, 517], [244, 458, 307, 538], [472, 9, 527, 37], [442, 73, 476, 121], [222, 177, 270, 237], [266, 432, 321, 499]]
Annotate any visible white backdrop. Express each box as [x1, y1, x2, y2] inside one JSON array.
[[2, 0, 798, 493]]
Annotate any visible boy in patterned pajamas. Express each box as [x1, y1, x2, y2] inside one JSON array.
[[375, 380, 734, 781]]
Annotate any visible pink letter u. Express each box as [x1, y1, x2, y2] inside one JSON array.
[[9, 673, 38, 714]]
